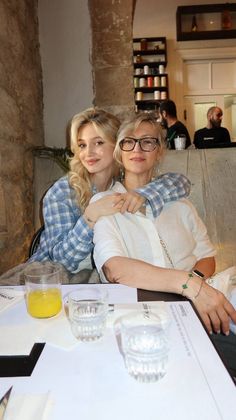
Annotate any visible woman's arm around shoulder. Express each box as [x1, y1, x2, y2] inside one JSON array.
[[134, 173, 191, 217]]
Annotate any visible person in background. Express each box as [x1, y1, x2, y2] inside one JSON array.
[[159, 99, 191, 149], [0, 108, 191, 285], [194, 106, 231, 149], [92, 112, 236, 342]]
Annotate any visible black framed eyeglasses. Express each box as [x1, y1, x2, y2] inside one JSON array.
[[119, 137, 160, 152]]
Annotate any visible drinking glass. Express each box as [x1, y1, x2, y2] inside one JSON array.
[[120, 311, 170, 383], [68, 287, 108, 341], [174, 135, 186, 150], [24, 262, 62, 318]]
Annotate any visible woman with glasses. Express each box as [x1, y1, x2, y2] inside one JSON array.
[[92, 112, 236, 336]]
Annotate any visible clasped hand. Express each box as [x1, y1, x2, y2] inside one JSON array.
[[85, 192, 145, 223]]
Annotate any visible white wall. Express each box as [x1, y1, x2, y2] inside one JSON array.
[[38, 0, 93, 147], [133, 0, 236, 121]]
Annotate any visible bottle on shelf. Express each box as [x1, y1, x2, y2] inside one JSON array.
[[140, 38, 147, 50], [221, 10, 232, 30], [191, 15, 198, 32]]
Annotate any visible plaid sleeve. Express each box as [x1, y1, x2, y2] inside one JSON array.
[[31, 178, 94, 272], [135, 172, 191, 217]]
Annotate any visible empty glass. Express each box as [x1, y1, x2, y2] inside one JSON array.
[[68, 287, 108, 341], [120, 311, 170, 383], [174, 135, 186, 150], [24, 262, 62, 318]]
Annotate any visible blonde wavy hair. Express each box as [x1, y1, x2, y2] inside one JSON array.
[[114, 112, 165, 178], [69, 108, 120, 210]]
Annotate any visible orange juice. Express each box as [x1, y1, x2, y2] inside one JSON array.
[[27, 288, 62, 318]]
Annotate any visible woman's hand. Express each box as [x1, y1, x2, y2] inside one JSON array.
[[192, 282, 236, 335], [85, 191, 146, 226], [84, 193, 125, 224], [118, 191, 146, 214]]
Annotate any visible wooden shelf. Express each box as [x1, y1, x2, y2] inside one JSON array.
[[176, 3, 236, 41], [133, 36, 168, 112], [134, 87, 168, 93], [133, 61, 166, 68], [135, 100, 165, 104], [133, 49, 166, 56], [133, 73, 168, 78]]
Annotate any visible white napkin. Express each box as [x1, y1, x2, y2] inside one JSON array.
[[0, 308, 78, 355], [35, 308, 78, 350], [4, 391, 53, 420], [0, 288, 24, 314], [0, 324, 36, 356]]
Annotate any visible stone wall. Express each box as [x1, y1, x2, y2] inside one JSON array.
[[88, 0, 135, 119], [0, 1, 44, 274]]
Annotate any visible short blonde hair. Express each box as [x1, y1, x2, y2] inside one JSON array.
[[69, 108, 120, 210], [114, 112, 165, 167]]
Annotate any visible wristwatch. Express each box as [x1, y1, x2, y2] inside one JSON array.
[[191, 269, 205, 279]]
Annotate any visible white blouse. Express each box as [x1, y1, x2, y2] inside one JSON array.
[[91, 182, 216, 280]]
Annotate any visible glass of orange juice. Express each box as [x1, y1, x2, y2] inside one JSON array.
[[24, 262, 62, 318]]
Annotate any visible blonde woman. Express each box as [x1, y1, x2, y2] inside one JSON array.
[[92, 112, 236, 338], [28, 108, 190, 278]]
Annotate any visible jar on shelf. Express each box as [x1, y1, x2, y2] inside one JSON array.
[[136, 54, 142, 63], [134, 78, 139, 88], [144, 65, 149, 75], [161, 76, 167, 87], [154, 76, 160, 87], [161, 91, 167, 100], [136, 91, 143, 101], [154, 90, 161, 100], [147, 77, 153, 87], [135, 68, 142, 76], [139, 78, 146, 87], [159, 65, 165, 74]]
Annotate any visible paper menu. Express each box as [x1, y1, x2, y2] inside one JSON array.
[[0, 288, 24, 314]]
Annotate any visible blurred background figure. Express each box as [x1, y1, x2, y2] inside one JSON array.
[[160, 100, 191, 150], [194, 106, 231, 149]]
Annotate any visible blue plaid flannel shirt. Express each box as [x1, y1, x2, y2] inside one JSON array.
[[30, 173, 190, 272]]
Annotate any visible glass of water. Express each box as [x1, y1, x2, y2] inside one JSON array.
[[68, 287, 108, 341], [120, 311, 170, 383]]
